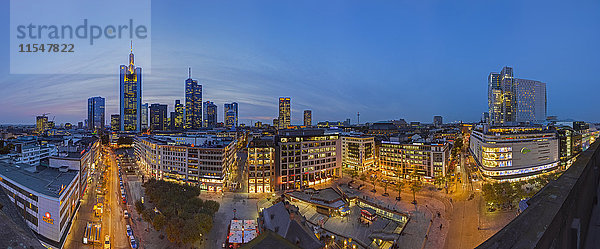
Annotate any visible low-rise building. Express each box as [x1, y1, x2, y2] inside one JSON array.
[[134, 135, 237, 192], [341, 135, 375, 172], [247, 137, 276, 193], [379, 138, 450, 180]]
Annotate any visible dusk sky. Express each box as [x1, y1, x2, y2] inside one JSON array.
[[1, 0, 599, 125]]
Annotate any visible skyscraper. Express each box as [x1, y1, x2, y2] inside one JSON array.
[[120, 43, 142, 132], [515, 79, 546, 123], [88, 96, 105, 132], [36, 115, 48, 134], [141, 103, 149, 131], [224, 102, 238, 129], [433, 115, 443, 126], [278, 97, 291, 129], [185, 68, 202, 129], [111, 114, 120, 132], [488, 66, 547, 125], [303, 110, 312, 127], [203, 101, 217, 129], [173, 100, 184, 130], [149, 104, 168, 131]]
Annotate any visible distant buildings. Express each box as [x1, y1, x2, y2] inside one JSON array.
[[433, 115, 443, 127], [224, 102, 238, 129], [488, 66, 546, 125], [469, 126, 559, 181], [203, 101, 217, 129], [119, 45, 142, 132], [134, 135, 237, 192], [185, 68, 202, 129], [303, 110, 312, 127], [36, 116, 48, 134], [173, 100, 184, 130], [140, 103, 149, 131], [278, 97, 291, 129], [87, 96, 105, 132], [341, 136, 375, 172], [110, 114, 120, 132], [149, 104, 168, 131]]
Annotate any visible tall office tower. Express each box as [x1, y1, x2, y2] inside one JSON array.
[[185, 68, 202, 129], [174, 100, 184, 130], [224, 102, 238, 129], [303, 110, 312, 127], [140, 103, 149, 131], [488, 66, 516, 125], [515, 79, 546, 123], [273, 119, 279, 128], [482, 112, 490, 123], [433, 115, 443, 126], [77, 122, 83, 129], [111, 114, 121, 132], [278, 97, 291, 129], [169, 111, 176, 130], [203, 101, 217, 129], [149, 104, 168, 131], [88, 96, 105, 132], [120, 43, 142, 132], [36, 115, 48, 134]]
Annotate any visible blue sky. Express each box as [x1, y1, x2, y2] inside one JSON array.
[[1, 0, 599, 125]]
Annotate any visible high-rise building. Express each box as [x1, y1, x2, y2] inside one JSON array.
[[141, 103, 149, 131], [36, 115, 48, 134], [203, 101, 217, 129], [149, 104, 168, 131], [120, 43, 142, 132], [224, 102, 238, 129], [88, 96, 105, 132], [185, 68, 202, 129], [515, 79, 546, 123], [77, 122, 83, 129], [278, 97, 291, 129], [247, 137, 275, 193], [111, 114, 120, 132], [433, 115, 443, 127], [303, 110, 312, 127], [174, 100, 184, 130]]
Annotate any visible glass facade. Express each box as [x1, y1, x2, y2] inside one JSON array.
[[119, 47, 142, 132]]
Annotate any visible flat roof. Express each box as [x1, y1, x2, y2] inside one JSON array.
[[0, 161, 78, 198]]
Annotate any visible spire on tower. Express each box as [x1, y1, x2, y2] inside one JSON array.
[[188, 67, 191, 79], [130, 40, 133, 53]]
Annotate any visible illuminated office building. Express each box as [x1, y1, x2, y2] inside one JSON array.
[[173, 100, 184, 130], [140, 103, 149, 131], [304, 110, 312, 127], [119, 44, 142, 132], [224, 102, 238, 129], [278, 97, 291, 129], [87, 96, 105, 132], [149, 104, 168, 131], [203, 101, 217, 129], [185, 68, 202, 129], [515, 79, 546, 123], [341, 135, 375, 172], [36, 115, 48, 134], [247, 137, 275, 193], [379, 140, 450, 180], [469, 126, 559, 181], [110, 114, 120, 132]]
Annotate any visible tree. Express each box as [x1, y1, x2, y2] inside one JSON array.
[[433, 175, 444, 189], [135, 200, 145, 214], [408, 169, 422, 204], [371, 175, 378, 190], [349, 170, 358, 182], [396, 181, 405, 200], [152, 214, 167, 231]]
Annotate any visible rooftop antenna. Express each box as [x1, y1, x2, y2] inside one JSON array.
[[130, 40, 133, 53], [188, 67, 191, 78], [357, 112, 360, 125]]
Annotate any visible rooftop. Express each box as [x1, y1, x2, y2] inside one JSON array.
[[0, 161, 78, 198]]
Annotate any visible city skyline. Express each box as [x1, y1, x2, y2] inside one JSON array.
[[1, 1, 600, 125]]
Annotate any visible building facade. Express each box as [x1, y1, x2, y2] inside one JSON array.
[[469, 126, 559, 181], [224, 102, 238, 129], [433, 115, 443, 127], [203, 101, 217, 129], [278, 97, 291, 129], [247, 137, 275, 193], [379, 140, 450, 180], [304, 110, 312, 127], [341, 136, 375, 172], [119, 46, 142, 132], [87, 96, 105, 132], [275, 130, 341, 190], [134, 135, 237, 192], [515, 78, 546, 123], [173, 100, 184, 130], [36, 116, 49, 134], [185, 69, 202, 129], [149, 104, 168, 131], [110, 114, 120, 132], [140, 103, 149, 131]]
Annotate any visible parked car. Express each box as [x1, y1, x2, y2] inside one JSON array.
[[126, 225, 133, 237], [130, 235, 137, 249], [124, 210, 129, 219]]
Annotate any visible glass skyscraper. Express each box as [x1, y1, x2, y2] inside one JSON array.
[[185, 68, 202, 129], [224, 102, 238, 129], [278, 97, 291, 129], [303, 110, 312, 127], [516, 79, 546, 123], [203, 101, 217, 129], [150, 104, 168, 131], [141, 103, 149, 131], [174, 100, 184, 130], [120, 44, 142, 132], [88, 96, 105, 132]]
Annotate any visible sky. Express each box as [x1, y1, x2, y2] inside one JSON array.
[[1, 0, 599, 125]]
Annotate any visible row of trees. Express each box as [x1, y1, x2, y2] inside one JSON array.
[[137, 179, 220, 245], [482, 172, 562, 209]]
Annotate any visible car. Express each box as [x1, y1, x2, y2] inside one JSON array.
[[104, 235, 111, 249], [124, 210, 130, 218], [126, 225, 133, 237], [122, 197, 127, 204], [130, 235, 137, 249]]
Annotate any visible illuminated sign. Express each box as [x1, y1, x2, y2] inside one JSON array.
[[521, 147, 531, 154], [42, 212, 54, 224]]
